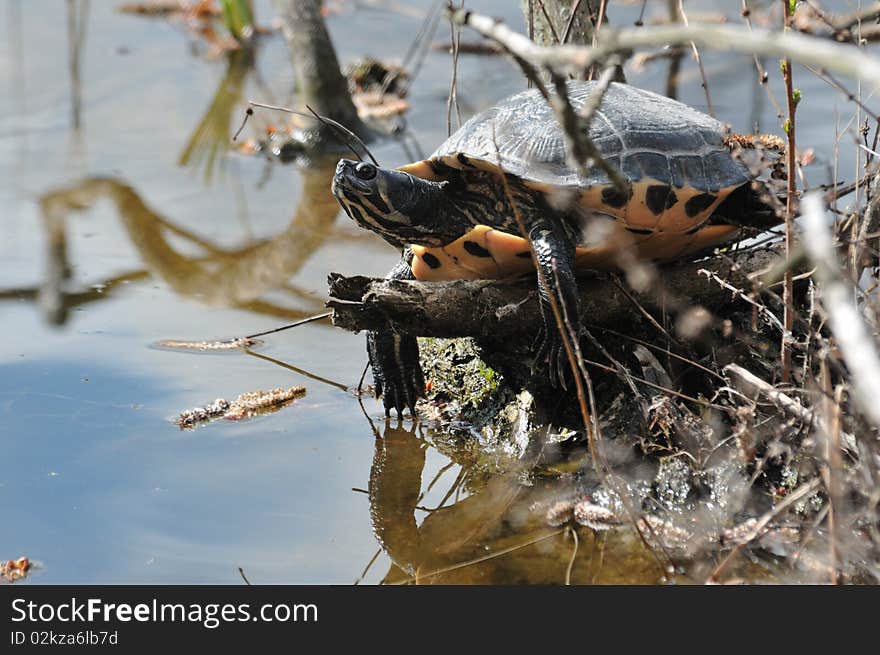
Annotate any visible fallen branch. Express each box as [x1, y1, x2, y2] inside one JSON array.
[[724, 363, 857, 454], [327, 247, 784, 339]]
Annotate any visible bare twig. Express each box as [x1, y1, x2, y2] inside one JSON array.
[[781, 2, 799, 385], [564, 525, 579, 585], [724, 364, 857, 454], [239, 101, 379, 165], [490, 126, 601, 472], [741, 0, 783, 119], [820, 357, 843, 584], [676, 0, 713, 116], [707, 478, 821, 583], [446, 0, 463, 135], [547, 66, 629, 193], [830, 2, 880, 32]]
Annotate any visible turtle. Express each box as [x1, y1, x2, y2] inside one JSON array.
[[331, 80, 775, 415]]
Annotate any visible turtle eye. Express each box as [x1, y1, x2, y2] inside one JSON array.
[[354, 162, 377, 180]]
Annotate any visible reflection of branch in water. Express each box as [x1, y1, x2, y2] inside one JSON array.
[[244, 349, 349, 393], [179, 46, 255, 183], [32, 162, 340, 319], [3, 161, 380, 327], [0, 270, 150, 327], [66, 0, 89, 131]]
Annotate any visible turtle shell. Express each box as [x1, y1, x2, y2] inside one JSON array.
[[399, 81, 755, 281]]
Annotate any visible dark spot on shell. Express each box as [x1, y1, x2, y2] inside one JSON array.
[[420, 252, 442, 269], [516, 251, 533, 259], [457, 153, 473, 167], [685, 193, 717, 218], [645, 185, 677, 215], [625, 227, 654, 235], [601, 185, 632, 209], [463, 241, 492, 258]]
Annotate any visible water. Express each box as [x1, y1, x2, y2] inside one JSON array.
[[0, 0, 871, 584]]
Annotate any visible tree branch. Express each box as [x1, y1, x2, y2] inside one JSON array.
[[328, 247, 784, 339], [448, 9, 880, 90]]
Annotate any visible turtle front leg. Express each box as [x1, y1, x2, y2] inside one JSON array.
[[529, 218, 580, 388], [367, 251, 426, 415]]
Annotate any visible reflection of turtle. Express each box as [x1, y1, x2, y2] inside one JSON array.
[[332, 81, 775, 414]]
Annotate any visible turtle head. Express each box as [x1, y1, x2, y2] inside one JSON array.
[[332, 159, 468, 247]]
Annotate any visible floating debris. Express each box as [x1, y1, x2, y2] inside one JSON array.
[[352, 91, 411, 120], [568, 501, 693, 552], [1, 557, 31, 583], [175, 387, 306, 428], [637, 515, 694, 554], [346, 56, 408, 96], [720, 519, 800, 551], [572, 501, 623, 531], [345, 57, 411, 121], [544, 499, 577, 527], [176, 398, 230, 428], [223, 387, 306, 420], [154, 337, 257, 351], [117, 1, 219, 18]]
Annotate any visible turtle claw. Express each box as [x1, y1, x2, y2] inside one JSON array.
[[534, 323, 579, 390], [550, 337, 569, 390], [381, 373, 423, 418], [367, 330, 425, 417], [556, 343, 569, 391], [534, 328, 568, 389]]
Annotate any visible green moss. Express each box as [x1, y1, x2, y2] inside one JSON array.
[[418, 337, 501, 409]]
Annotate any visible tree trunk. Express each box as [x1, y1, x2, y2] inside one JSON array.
[[520, 0, 624, 80], [521, 0, 598, 46], [272, 0, 369, 142]]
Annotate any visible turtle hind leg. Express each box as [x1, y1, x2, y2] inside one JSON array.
[[528, 218, 580, 389], [368, 252, 426, 416]]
